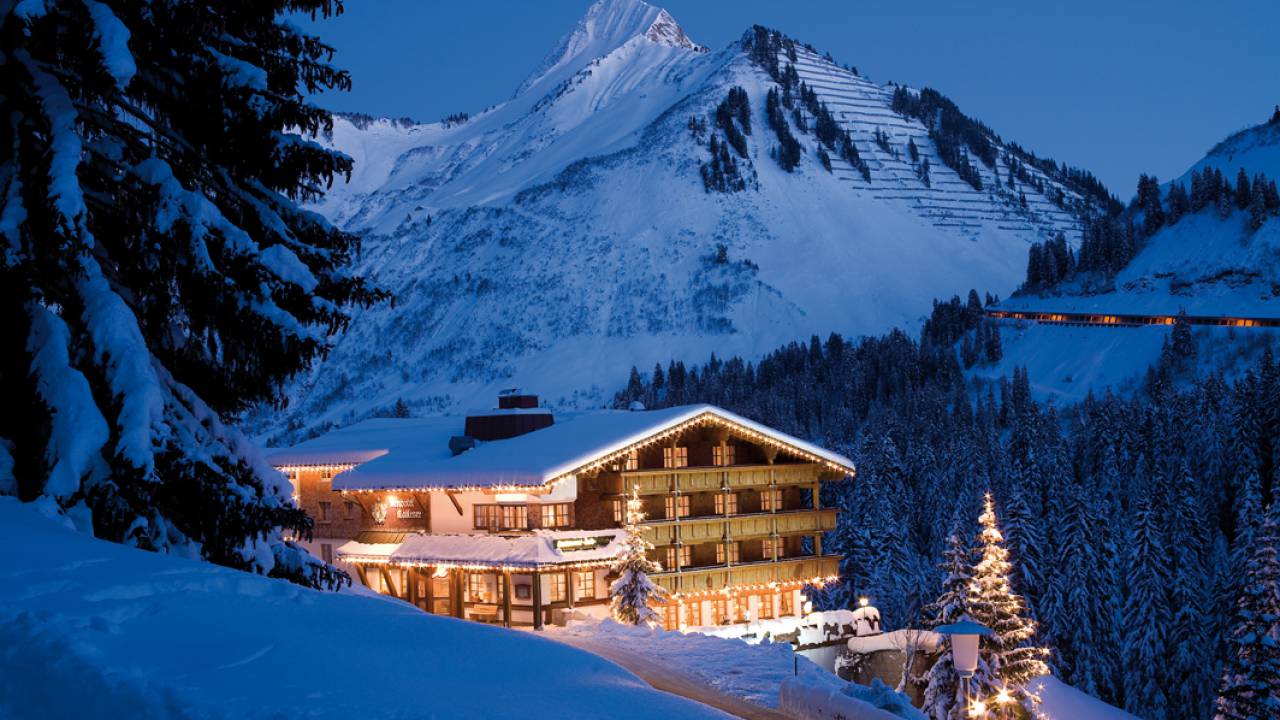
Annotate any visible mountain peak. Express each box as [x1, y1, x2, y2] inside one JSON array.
[[644, 8, 702, 51], [516, 0, 700, 96]]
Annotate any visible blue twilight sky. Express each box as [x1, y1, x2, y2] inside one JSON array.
[[299, 0, 1279, 197]]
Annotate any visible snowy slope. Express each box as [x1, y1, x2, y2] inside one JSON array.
[[0, 497, 726, 720], [261, 0, 1110, 440], [1001, 118, 1280, 318]]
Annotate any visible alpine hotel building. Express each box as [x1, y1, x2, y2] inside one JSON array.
[[268, 392, 855, 632]]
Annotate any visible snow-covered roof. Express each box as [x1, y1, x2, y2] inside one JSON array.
[[334, 539, 401, 564], [326, 404, 855, 491], [264, 417, 460, 468], [336, 530, 627, 570], [390, 530, 626, 569]]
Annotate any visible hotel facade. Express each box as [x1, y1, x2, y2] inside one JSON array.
[[268, 393, 855, 632]]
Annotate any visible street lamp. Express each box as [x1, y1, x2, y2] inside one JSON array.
[[935, 619, 993, 717]]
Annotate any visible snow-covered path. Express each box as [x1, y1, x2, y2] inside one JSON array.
[[547, 629, 789, 720]]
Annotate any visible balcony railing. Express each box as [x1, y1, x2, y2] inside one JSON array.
[[650, 555, 840, 593], [640, 508, 838, 545], [623, 463, 826, 495]]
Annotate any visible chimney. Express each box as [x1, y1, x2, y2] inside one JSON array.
[[463, 390, 554, 441]]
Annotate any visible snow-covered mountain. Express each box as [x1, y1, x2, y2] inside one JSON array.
[[1002, 116, 1280, 318], [263, 0, 1114, 440]]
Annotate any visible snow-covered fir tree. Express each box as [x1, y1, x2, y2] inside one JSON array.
[[1122, 490, 1172, 719], [0, 1, 379, 588], [610, 485, 667, 626], [921, 529, 979, 720], [1214, 504, 1280, 720]]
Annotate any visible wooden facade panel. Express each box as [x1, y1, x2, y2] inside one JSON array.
[[727, 515, 774, 538], [652, 556, 838, 593], [676, 471, 722, 492], [774, 509, 838, 534], [643, 523, 677, 545], [623, 463, 826, 492], [726, 467, 772, 488], [633, 475, 671, 495], [679, 519, 727, 542]]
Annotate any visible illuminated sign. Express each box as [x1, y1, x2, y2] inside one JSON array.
[[554, 536, 612, 552]]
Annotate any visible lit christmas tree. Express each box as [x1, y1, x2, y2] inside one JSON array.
[[1214, 504, 1280, 720], [610, 485, 668, 626], [966, 493, 1050, 699]]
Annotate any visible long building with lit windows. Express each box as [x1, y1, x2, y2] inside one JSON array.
[[267, 391, 855, 632]]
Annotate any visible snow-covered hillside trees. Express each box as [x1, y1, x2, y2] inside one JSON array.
[[0, 1, 379, 587]]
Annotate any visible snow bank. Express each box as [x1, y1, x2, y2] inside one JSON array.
[[1032, 675, 1139, 720], [779, 673, 916, 720], [0, 498, 724, 720]]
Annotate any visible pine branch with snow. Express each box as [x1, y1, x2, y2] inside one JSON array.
[[610, 484, 667, 627], [0, 0, 382, 589]]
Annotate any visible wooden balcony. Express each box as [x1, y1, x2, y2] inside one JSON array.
[[623, 463, 827, 495], [650, 555, 840, 593], [640, 508, 838, 545]]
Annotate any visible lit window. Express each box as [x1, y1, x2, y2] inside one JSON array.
[[713, 444, 736, 466], [663, 446, 688, 468], [679, 545, 691, 568], [626, 451, 639, 471], [318, 501, 331, 522], [715, 541, 739, 565], [759, 593, 775, 619], [780, 591, 794, 616], [575, 571, 596, 600], [320, 468, 333, 480], [761, 488, 782, 512], [474, 505, 498, 531], [714, 492, 738, 515], [663, 603, 679, 630], [664, 494, 690, 519], [665, 547, 678, 570], [467, 574, 489, 602], [711, 599, 729, 625], [548, 574, 567, 603], [501, 505, 529, 530], [762, 537, 781, 559], [540, 503, 572, 528], [612, 499, 624, 523], [686, 600, 702, 627]]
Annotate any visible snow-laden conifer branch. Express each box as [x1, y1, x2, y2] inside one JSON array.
[[0, 0, 371, 590]]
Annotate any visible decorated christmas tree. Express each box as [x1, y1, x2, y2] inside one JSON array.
[[610, 485, 668, 626], [966, 493, 1050, 698], [1214, 504, 1280, 720]]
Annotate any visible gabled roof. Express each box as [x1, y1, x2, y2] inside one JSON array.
[[270, 404, 856, 492]]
